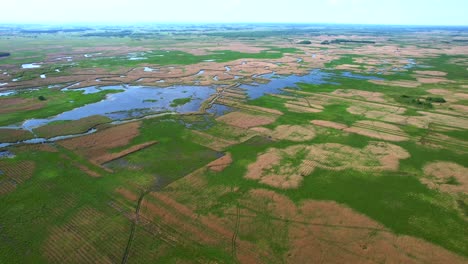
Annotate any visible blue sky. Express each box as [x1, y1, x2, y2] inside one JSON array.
[[1, 0, 467, 25]]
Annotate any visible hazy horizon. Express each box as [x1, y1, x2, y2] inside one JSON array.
[[1, 0, 467, 26]]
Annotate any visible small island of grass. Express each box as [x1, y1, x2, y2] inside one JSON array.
[[170, 97, 192, 107]]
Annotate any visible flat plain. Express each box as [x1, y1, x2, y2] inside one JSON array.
[[0, 24, 467, 263]]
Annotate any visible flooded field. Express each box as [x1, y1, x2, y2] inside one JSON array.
[[0, 69, 385, 146], [19, 85, 215, 130]]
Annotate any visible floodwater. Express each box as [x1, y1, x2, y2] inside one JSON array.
[[0, 129, 97, 148], [341, 71, 383, 80], [206, 103, 233, 116], [128, 57, 147, 61], [0, 91, 15, 97], [1, 68, 386, 148], [404, 59, 416, 69], [240, 69, 336, 99], [20, 85, 215, 130], [61, 85, 125, 94], [22, 63, 41, 69], [0, 150, 15, 158], [241, 69, 383, 99]]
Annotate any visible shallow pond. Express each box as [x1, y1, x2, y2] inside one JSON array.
[[0, 129, 97, 148], [341, 71, 383, 80], [206, 103, 233, 116], [20, 85, 215, 130], [241, 69, 335, 99], [61, 85, 125, 94], [241, 69, 383, 99], [0, 91, 15, 97], [0, 150, 15, 158], [21, 63, 41, 69]]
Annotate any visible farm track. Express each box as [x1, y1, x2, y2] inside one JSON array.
[[419, 123, 468, 153], [121, 190, 148, 264], [231, 203, 241, 261]]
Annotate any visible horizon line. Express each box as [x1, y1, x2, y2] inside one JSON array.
[[1, 22, 468, 27]]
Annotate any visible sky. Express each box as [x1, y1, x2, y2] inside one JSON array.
[[1, 0, 467, 26]]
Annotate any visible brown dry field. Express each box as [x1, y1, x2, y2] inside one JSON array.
[[216, 111, 277, 129], [189, 130, 238, 151], [345, 120, 410, 142], [311, 119, 409, 142], [422, 162, 468, 194], [0, 97, 45, 114], [244, 189, 467, 264], [245, 142, 410, 189], [33, 115, 111, 139], [369, 79, 421, 88], [346, 103, 468, 130], [0, 161, 35, 195], [15, 143, 59, 153], [58, 122, 142, 165], [245, 148, 307, 189], [207, 153, 233, 172], [331, 89, 387, 103], [284, 102, 323, 113], [250, 124, 316, 142], [413, 70, 447, 76], [0, 128, 34, 142], [311, 120, 348, 130]]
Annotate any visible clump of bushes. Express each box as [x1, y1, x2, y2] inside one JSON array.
[[38, 95, 47, 101], [398, 94, 448, 109], [297, 40, 311, 45], [426, 97, 446, 103]]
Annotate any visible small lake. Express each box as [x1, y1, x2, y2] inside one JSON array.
[[241, 69, 335, 99], [20, 85, 215, 130], [241, 69, 383, 99]]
